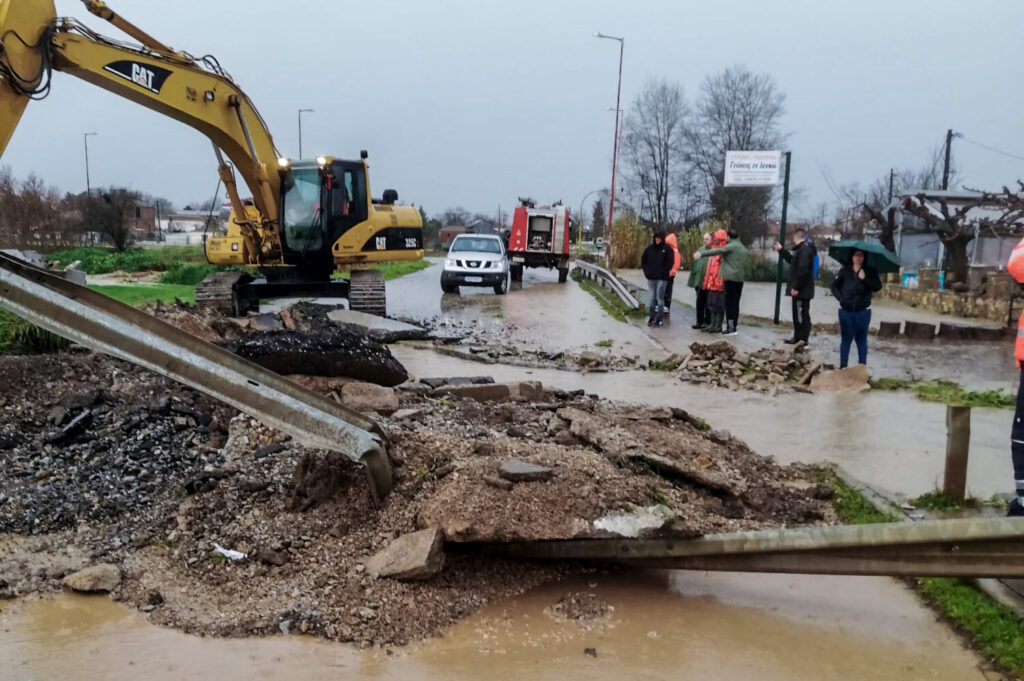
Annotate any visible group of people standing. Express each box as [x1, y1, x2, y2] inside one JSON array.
[[641, 226, 750, 334], [640, 225, 884, 368]]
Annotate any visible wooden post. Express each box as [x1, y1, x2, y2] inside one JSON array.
[[943, 405, 971, 500]]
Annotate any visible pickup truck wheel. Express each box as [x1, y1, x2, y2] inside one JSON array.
[[441, 282, 458, 294], [494, 271, 509, 295]]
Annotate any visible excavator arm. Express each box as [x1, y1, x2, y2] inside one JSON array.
[[0, 0, 284, 262]]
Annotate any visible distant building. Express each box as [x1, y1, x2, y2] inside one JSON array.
[[126, 203, 156, 234]]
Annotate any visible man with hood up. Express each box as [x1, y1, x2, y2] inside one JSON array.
[[640, 230, 673, 327], [663, 231, 682, 317]]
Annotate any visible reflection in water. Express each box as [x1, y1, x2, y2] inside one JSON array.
[[0, 571, 986, 681]]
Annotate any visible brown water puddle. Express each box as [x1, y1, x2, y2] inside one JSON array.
[[0, 571, 987, 680]]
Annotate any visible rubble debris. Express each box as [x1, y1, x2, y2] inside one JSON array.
[[594, 505, 675, 538], [678, 340, 819, 393], [0, 352, 833, 647], [339, 382, 399, 414], [810, 365, 871, 393], [430, 381, 544, 402], [420, 376, 495, 389], [578, 351, 603, 368], [218, 327, 408, 386], [498, 459, 554, 483], [364, 527, 446, 581], [62, 564, 121, 593], [327, 309, 429, 343]]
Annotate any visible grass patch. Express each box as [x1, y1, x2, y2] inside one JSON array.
[[0, 309, 68, 355], [830, 475, 1024, 677], [159, 262, 224, 286], [648, 359, 682, 371], [594, 339, 613, 348], [88, 284, 195, 306], [829, 477, 901, 524], [871, 378, 1014, 409], [48, 246, 205, 274], [571, 269, 646, 323], [917, 578, 1024, 675], [911, 491, 979, 513], [335, 261, 432, 281]]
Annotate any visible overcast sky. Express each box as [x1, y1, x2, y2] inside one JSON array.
[[5, 0, 1023, 221]]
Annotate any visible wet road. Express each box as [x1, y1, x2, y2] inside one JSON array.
[[390, 260, 1015, 390], [0, 571, 990, 681]]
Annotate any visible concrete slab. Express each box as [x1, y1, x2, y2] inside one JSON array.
[[327, 308, 429, 342]]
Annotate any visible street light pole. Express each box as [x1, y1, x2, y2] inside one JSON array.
[[83, 132, 97, 196], [297, 108, 314, 159], [577, 188, 602, 248], [595, 32, 623, 268]]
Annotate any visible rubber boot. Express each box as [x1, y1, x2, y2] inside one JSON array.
[[705, 310, 723, 333]]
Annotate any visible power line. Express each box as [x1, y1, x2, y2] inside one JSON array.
[[959, 136, 1024, 162]]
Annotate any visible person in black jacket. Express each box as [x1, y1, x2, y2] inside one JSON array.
[[831, 249, 882, 367], [773, 227, 817, 345], [640, 231, 673, 327]]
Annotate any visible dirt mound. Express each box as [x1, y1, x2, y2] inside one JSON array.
[[0, 352, 834, 647]]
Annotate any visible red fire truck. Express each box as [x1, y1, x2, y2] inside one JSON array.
[[506, 198, 571, 282]]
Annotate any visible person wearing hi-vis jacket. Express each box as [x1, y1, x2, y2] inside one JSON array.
[[1003, 236, 1024, 517]]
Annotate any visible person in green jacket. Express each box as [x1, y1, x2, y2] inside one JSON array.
[[687, 232, 713, 329], [692, 229, 749, 336]]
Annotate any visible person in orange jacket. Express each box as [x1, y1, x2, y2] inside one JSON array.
[[1005, 237, 1024, 516], [701, 229, 728, 333], [663, 232, 682, 317]]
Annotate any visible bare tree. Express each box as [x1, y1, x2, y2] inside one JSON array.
[[686, 65, 787, 242], [903, 181, 1024, 284], [620, 79, 689, 228], [79, 187, 141, 252]]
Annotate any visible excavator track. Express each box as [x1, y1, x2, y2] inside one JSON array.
[[349, 269, 387, 317], [195, 271, 254, 316]]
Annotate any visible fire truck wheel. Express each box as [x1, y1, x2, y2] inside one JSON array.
[[510, 265, 523, 281], [558, 267, 569, 283]]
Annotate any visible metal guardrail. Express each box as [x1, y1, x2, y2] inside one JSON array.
[[572, 260, 640, 309], [0, 252, 393, 500], [467, 517, 1024, 578]]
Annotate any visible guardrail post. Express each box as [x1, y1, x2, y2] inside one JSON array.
[[943, 405, 971, 501]]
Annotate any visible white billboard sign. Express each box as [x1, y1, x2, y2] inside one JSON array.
[[724, 150, 782, 187]]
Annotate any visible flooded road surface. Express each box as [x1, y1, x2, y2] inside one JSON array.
[[393, 345, 1013, 500], [0, 571, 988, 680]]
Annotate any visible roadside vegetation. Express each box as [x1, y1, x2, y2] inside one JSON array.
[[871, 377, 1014, 409], [571, 268, 646, 323], [829, 473, 1024, 677], [48, 246, 206, 274], [0, 310, 67, 355], [88, 284, 196, 307], [335, 261, 432, 281]]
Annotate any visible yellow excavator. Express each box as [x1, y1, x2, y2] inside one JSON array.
[[0, 0, 422, 315]]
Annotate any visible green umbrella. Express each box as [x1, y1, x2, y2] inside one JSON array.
[[828, 240, 900, 274]]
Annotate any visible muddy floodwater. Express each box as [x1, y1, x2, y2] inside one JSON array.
[[0, 571, 988, 680]]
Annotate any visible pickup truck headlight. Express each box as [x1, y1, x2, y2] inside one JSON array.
[[445, 258, 456, 268]]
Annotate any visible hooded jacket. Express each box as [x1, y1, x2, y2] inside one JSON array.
[[702, 230, 728, 292], [831, 264, 882, 311], [779, 239, 817, 299], [700, 237, 750, 282], [687, 245, 710, 288], [665, 232, 681, 278], [641, 234, 673, 280]]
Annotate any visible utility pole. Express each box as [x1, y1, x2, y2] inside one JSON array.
[[888, 168, 895, 202], [83, 132, 98, 196], [942, 128, 954, 191], [772, 152, 792, 326], [595, 32, 624, 268], [297, 108, 314, 159]]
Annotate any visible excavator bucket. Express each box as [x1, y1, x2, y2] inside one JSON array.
[[0, 0, 56, 154]]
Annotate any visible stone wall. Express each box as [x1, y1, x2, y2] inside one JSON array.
[[874, 284, 1012, 324]]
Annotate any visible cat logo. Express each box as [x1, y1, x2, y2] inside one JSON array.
[[102, 60, 173, 94], [375, 236, 387, 250]]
